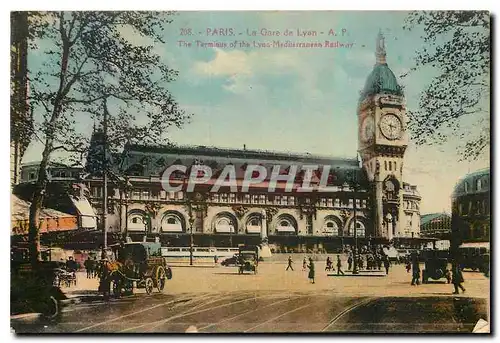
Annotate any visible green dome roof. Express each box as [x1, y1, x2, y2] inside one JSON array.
[[452, 168, 490, 198], [360, 63, 403, 100]]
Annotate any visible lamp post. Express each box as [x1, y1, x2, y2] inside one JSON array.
[[189, 216, 195, 266], [352, 187, 359, 274]]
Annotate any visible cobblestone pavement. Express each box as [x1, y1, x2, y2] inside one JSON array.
[[11, 263, 490, 333]]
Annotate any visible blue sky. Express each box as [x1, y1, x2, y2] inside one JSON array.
[[23, 11, 490, 214]]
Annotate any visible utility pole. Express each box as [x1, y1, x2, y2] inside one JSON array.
[[189, 216, 194, 266], [102, 99, 109, 249]]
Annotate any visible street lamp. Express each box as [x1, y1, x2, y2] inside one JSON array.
[[347, 171, 360, 275], [189, 216, 195, 266]]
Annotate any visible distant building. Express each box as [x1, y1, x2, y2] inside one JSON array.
[[20, 161, 83, 184], [420, 213, 451, 239], [451, 168, 490, 247]]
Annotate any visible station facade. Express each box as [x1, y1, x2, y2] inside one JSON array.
[[15, 33, 422, 252]]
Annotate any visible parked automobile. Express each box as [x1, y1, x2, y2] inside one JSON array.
[[11, 247, 70, 321], [237, 245, 258, 275], [421, 249, 450, 284], [221, 255, 239, 267]]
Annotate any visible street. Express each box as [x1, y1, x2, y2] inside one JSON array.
[[11, 262, 490, 333]]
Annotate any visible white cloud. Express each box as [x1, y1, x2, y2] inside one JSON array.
[[193, 49, 253, 77], [191, 48, 305, 94]]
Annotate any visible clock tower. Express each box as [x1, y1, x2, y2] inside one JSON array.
[[358, 31, 408, 241]]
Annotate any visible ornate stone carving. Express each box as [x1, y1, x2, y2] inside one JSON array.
[[339, 209, 350, 223], [232, 205, 248, 219], [144, 201, 162, 218], [265, 207, 278, 223]]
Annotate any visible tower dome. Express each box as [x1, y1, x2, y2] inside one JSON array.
[[360, 31, 403, 101]]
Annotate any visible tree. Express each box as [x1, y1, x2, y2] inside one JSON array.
[[403, 11, 490, 161], [23, 11, 190, 266]]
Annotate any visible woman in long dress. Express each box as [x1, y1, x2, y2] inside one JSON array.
[[307, 258, 315, 284]]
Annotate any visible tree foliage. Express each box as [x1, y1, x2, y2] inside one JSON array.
[[403, 11, 490, 161], [23, 11, 190, 265]]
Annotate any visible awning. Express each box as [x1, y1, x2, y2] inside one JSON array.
[[459, 242, 489, 249], [11, 195, 77, 235], [70, 196, 96, 229], [215, 224, 235, 233], [276, 226, 296, 233], [246, 225, 261, 234], [162, 223, 183, 233]]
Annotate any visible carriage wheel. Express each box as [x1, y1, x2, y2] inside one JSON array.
[[145, 277, 154, 295], [156, 266, 166, 292]]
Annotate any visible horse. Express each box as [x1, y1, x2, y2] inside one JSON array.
[[98, 260, 125, 299]]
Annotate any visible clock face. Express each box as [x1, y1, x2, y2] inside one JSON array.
[[361, 116, 375, 143], [379, 114, 403, 140]]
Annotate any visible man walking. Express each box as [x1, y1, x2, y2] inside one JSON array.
[[286, 255, 294, 271], [84, 257, 92, 278], [336, 255, 345, 275], [411, 254, 420, 286], [383, 256, 390, 275], [302, 257, 307, 271], [347, 253, 353, 271], [452, 262, 466, 294]]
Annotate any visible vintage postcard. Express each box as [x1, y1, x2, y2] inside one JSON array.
[[10, 10, 490, 334]]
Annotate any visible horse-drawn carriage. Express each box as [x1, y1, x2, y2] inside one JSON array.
[[99, 242, 172, 297]]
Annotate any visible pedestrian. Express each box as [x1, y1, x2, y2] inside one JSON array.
[[358, 256, 364, 270], [93, 256, 99, 278], [405, 260, 411, 273], [325, 257, 332, 271], [307, 258, 315, 284], [84, 257, 92, 278], [445, 269, 452, 284], [347, 254, 353, 271], [302, 257, 307, 271], [336, 255, 345, 275], [214, 255, 218, 264], [286, 255, 294, 271], [411, 255, 420, 286], [383, 256, 390, 275], [452, 263, 466, 294]]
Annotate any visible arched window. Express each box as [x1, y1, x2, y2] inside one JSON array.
[[477, 178, 482, 191], [384, 161, 387, 171], [132, 217, 138, 224], [348, 220, 366, 237], [246, 214, 262, 234], [213, 213, 237, 233], [161, 212, 185, 232], [326, 222, 334, 228], [464, 181, 469, 193], [275, 215, 298, 234]]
